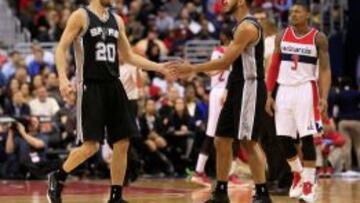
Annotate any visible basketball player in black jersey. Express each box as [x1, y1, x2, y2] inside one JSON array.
[[177, 0, 272, 202], [47, 0, 176, 203]]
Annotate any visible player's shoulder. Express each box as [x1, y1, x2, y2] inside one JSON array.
[[70, 8, 87, 18], [315, 31, 328, 44], [232, 20, 258, 40], [66, 8, 87, 25]]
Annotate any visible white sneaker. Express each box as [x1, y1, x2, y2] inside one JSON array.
[[300, 181, 317, 203], [190, 172, 211, 187], [289, 172, 303, 198]]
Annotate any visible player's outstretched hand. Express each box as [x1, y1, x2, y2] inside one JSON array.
[[59, 78, 74, 101], [160, 61, 180, 81], [265, 96, 276, 116], [177, 61, 194, 78]]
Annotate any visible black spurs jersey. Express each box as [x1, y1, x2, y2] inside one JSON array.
[[227, 16, 264, 85], [74, 7, 120, 81]]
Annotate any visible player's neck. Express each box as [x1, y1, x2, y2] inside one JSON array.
[[233, 7, 249, 22], [292, 24, 311, 36], [89, 1, 107, 17]]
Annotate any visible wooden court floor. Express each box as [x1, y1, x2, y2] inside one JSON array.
[[0, 178, 359, 203]]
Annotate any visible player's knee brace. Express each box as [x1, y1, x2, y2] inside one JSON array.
[[301, 135, 316, 161], [279, 136, 297, 159], [200, 136, 214, 154]]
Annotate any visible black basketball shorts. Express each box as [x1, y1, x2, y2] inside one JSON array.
[[76, 79, 139, 145], [216, 80, 270, 141]]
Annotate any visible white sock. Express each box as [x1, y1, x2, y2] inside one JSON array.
[[302, 167, 316, 183], [195, 154, 208, 173], [229, 160, 237, 175], [288, 157, 303, 173]]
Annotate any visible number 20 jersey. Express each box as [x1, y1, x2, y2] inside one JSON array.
[[74, 7, 120, 81], [277, 26, 319, 86]]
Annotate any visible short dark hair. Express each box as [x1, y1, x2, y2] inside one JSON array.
[[293, 0, 310, 11]]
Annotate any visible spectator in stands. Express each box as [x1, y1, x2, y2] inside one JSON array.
[[20, 83, 32, 103], [184, 84, 207, 132], [273, 0, 293, 25], [27, 48, 54, 78], [159, 86, 180, 122], [25, 43, 54, 67], [140, 99, 166, 151], [29, 86, 60, 117], [126, 15, 146, 44], [8, 78, 20, 97], [135, 30, 168, 57], [139, 99, 174, 175], [164, 0, 183, 18], [2, 51, 23, 82], [155, 6, 174, 37], [152, 74, 185, 98], [13, 66, 29, 85], [31, 75, 44, 92], [4, 92, 30, 118], [4, 116, 52, 179], [146, 38, 162, 64], [166, 98, 195, 174]]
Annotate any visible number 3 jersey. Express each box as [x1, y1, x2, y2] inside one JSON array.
[[277, 26, 319, 86], [74, 7, 120, 81], [209, 46, 230, 89]]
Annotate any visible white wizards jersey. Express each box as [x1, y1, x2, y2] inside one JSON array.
[[210, 46, 230, 89], [277, 27, 319, 85]]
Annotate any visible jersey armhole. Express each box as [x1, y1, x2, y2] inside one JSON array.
[[78, 7, 90, 38], [112, 13, 122, 34], [280, 28, 288, 43], [243, 19, 262, 47]]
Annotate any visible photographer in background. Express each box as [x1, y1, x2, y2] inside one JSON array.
[[4, 116, 54, 179]]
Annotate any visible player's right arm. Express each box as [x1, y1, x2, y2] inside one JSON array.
[[56, 9, 85, 98], [265, 31, 283, 116]]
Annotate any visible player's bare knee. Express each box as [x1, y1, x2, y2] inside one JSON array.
[[301, 135, 316, 161]]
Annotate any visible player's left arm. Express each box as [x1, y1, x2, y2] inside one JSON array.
[[316, 32, 332, 115], [115, 15, 175, 76], [178, 22, 259, 74]]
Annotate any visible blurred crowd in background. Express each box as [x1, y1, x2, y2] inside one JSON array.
[[0, 0, 358, 183]]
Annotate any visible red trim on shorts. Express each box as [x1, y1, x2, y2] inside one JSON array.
[[311, 81, 321, 122]]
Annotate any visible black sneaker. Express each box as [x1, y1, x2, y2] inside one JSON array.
[[107, 199, 129, 203], [47, 172, 64, 203], [252, 194, 273, 203], [205, 192, 230, 203]]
